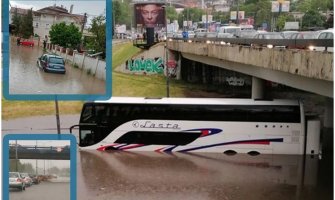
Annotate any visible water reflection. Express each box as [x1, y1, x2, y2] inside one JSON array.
[[77, 151, 331, 200]]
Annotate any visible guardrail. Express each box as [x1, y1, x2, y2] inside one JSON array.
[[168, 38, 334, 49]]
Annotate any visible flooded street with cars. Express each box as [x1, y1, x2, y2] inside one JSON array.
[[9, 43, 105, 95], [2, 115, 333, 200]]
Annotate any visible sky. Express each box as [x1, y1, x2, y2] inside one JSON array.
[[10, 0, 106, 16]]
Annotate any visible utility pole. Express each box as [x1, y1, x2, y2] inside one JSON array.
[[55, 96, 61, 134], [236, 0, 239, 25]]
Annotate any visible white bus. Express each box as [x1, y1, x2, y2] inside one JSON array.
[[70, 97, 320, 155]]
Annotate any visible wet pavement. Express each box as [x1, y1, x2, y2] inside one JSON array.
[[9, 181, 70, 200], [9, 42, 105, 95]]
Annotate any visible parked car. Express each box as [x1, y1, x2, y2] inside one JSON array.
[[9, 172, 25, 191], [29, 174, 40, 184], [37, 54, 66, 74], [20, 40, 34, 47], [21, 173, 33, 187]]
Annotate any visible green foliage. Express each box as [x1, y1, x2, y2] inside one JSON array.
[[11, 8, 21, 35], [11, 8, 33, 38], [276, 14, 295, 31], [179, 7, 204, 27], [9, 160, 34, 173], [112, 0, 133, 29], [166, 6, 178, 21], [89, 15, 106, 59], [20, 9, 34, 39], [302, 10, 326, 30], [49, 22, 82, 48]]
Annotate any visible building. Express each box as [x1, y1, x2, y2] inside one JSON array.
[[33, 5, 85, 40], [10, 5, 85, 40]]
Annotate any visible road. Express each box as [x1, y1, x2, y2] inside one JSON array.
[[9, 181, 70, 200], [9, 42, 105, 95]]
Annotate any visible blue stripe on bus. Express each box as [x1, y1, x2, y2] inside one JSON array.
[[178, 138, 284, 152]]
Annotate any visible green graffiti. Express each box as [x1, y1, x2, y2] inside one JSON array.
[[127, 57, 164, 74]]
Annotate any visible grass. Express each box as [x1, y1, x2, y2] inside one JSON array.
[[2, 99, 82, 120], [3, 41, 223, 120]]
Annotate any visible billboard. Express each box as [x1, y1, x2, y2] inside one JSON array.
[[134, 3, 166, 28], [272, 1, 290, 12], [230, 11, 245, 20]]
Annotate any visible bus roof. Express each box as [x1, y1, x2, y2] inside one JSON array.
[[93, 97, 300, 106]]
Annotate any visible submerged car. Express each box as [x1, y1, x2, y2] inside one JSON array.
[[37, 54, 66, 74], [9, 172, 25, 191]]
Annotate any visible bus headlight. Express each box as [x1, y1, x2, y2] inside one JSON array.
[[220, 41, 226, 45], [188, 40, 192, 43], [206, 40, 211, 44], [168, 38, 172, 42], [308, 45, 315, 51]]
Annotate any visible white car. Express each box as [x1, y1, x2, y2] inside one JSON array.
[[9, 172, 25, 191], [313, 29, 333, 52]]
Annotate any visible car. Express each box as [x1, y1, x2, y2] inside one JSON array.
[[9, 172, 25, 191], [21, 173, 33, 187], [287, 31, 318, 49], [280, 31, 299, 39], [253, 32, 284, 48], [37, 54, 66, 74], [187, 31, 195, 38], [29, 174, 40, 184], [20, 40, 34, 47], [313, 29, 333, 52]]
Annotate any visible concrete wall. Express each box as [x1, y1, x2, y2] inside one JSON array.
[[167, 41, 333, 82], [117, 43, 166, 75], [50, 45, 106, 80]]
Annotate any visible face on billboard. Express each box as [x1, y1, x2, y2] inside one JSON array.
[[135, 3, 165, 28]]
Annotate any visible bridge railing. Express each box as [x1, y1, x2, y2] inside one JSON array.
[[168, 38, 333, 49]]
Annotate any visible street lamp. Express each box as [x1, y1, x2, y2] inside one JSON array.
[[162, 4, 170, 97]]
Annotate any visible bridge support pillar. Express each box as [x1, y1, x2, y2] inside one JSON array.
[[322, 97, 333, 156], [251, 77, 265, 99]]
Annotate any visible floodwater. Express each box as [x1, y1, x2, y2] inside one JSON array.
[[9, 43, 105, 95], [77, 150, 333, 200]]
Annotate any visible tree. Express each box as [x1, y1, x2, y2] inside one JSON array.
[[301, 10, 326, 30], [89, 15, 106, 59], [49, 22, 82, 48], [166, 6, 178, 22], [20, 8, 34, 39], [11, 8, 21, 36], [276, 14, 295, 31]]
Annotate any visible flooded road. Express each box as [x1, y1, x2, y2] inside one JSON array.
[[2, 116, 333, 200], [9, 43, 105, 95], [9, 181, 70, 200], [77, 151, 332, 200]]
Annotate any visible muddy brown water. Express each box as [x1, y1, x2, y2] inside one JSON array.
[[9, 43, 105, 95]]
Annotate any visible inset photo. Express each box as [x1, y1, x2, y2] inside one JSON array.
[[3, 134, 76, 200], [4, 0, 111, 100]]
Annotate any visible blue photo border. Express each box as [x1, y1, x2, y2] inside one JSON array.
[[2, 0, 112, 101], [3, 134, 77, 200]]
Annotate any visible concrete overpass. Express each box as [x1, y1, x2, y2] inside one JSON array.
[[9, 145, 70, 160], [166, 40, 333, 98]]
